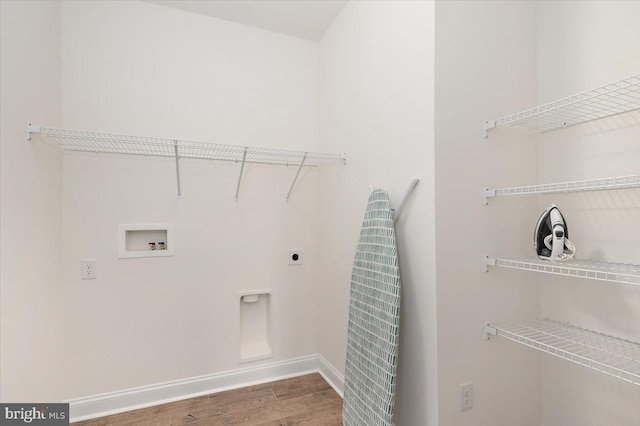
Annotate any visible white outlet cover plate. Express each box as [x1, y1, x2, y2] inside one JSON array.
[[288, 250, 303, 265], [81, 258, 96, 279], [460, 382, 473, 411]]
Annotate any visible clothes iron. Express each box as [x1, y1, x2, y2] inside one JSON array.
[[534, 204, 576, 261]]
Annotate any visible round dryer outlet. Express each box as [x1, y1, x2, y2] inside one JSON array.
[[288, 250, 303, 266]]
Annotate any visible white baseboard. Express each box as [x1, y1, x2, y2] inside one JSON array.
[[68, 354, 344, 423], [317, 354, 345, 398]]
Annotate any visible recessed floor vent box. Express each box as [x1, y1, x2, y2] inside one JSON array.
[[119, 223, 174, 258], [239, 290, 272, 363]]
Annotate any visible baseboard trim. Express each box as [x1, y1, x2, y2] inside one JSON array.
[[68, 354, 344, 423], [317, 354, 345, 398]]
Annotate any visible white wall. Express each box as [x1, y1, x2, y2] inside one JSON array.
[[0, 1, 64, 401], [535, 2, 640, 425], [318, 1, 437, 424], [59, 0, 323, 398], [435, 1, 542, 425]]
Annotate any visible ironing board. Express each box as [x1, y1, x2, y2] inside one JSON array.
[[342, 189, 401, 426]]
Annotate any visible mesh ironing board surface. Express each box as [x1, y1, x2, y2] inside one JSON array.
[[343, 189, 400, 426]]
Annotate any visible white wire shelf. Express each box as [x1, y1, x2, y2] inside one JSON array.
[[484, 257, 640, 286], [27, 125, 346, 201], [484, 74, 640, 136], [483, 174, 640, 204], [27, 125, 345, 167], [485, 318, 640, 386]]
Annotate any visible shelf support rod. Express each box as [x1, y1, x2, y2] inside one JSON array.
[[235, 147, 248, 202], [285, 153, 307, 202], [483, 256, 496, 272], [27, 123, 41, 140], [173, 140, 182, 200]]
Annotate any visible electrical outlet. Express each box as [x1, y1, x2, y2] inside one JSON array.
[[288, 250, 303, 266], [81, 259, 96, 279], [460, 382, 473, 411]]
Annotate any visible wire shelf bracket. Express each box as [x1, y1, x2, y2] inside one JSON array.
[[485, 319, 640, 386], [483, 73, 640, 137], [484, 256, 640, 286], [27, 124, 41, 140], [483, 174, 640, 204], [27, 124, 347, 201], [483, 255, 496, 273]]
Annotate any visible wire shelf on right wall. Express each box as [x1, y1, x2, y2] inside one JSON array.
[[483, 72, 640, 389], [483, 174, 640, 204], [485, 319, 640, 386], [484, 73, 640, 136], [483, 257, 640, 286]]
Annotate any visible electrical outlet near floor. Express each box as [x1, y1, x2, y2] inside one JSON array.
[[460, 382, 473, 411], [81, 259, 96, 279]]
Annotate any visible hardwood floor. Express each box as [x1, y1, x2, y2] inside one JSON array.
[[73, 373, 343, 426]]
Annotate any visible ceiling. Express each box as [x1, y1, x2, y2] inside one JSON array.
[[145, 0, 348, 41]]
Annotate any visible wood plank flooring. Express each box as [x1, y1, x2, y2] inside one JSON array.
[[73, 373, 343, 426]]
